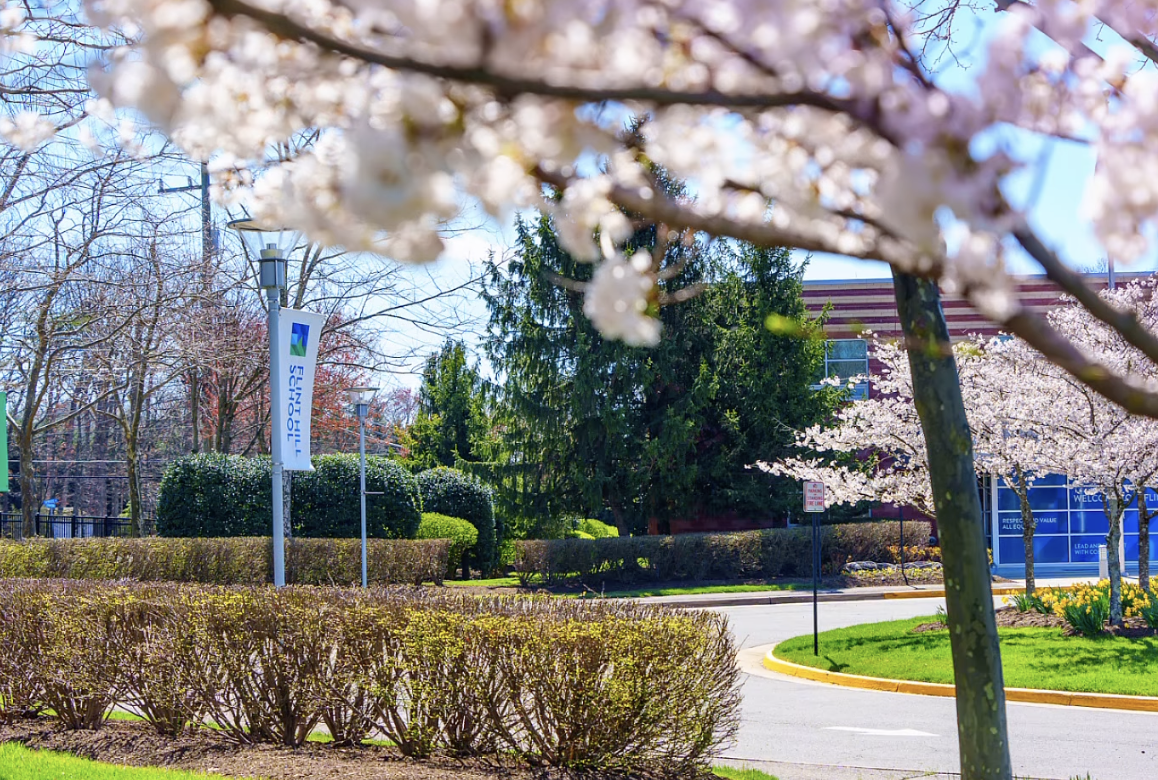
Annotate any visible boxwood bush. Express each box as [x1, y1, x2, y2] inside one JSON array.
[[292, 454, 421, 539], [157, 454, 421, 539], [416, 467, 496, 571], [569, 518, 619, 539], [514, 521, 932, 585], [416, 513, 478, 579], [156, 454, 271, 537], [0, 580, 740, 775], [0, 537, 449, 586]]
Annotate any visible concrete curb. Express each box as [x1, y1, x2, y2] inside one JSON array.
[[763, 645, 1158, 713], [642, 584, 1024, 609]]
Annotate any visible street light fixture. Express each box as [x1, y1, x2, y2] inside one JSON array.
[[227, 217, 301, 589], [346, 386, 377, 588]]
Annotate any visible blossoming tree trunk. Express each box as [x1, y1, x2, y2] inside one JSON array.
[[1012, 470, 1036, 596], [1105, 493, 1124, 624], [893, 270, 1011, 780], [1140, 490, 1155, 592]]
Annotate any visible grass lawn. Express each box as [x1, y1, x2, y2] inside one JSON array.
[[443, 577, 807, 597], [444, 576, 521, 587], [776, 616, 1158, 697], [0, 743, 248, 780], [713, 766, 778, 780], [597, 583, 808, 598]]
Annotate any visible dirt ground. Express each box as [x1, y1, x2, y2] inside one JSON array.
[[0, 718, 714, 780]]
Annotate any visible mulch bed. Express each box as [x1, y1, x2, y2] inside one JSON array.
[[912, 607, 1158, 638], [0, 718, 714, 780]]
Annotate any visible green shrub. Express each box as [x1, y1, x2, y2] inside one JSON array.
[[417, 468, 496, 572], [0, 580, 740, 774], [568, 518, 619, 539], [157, 454, 421, 540], [416, 513, 479, 578], [514, 521, 930, 586], [156, 454, 270, 537], [292, 455, 421, 539], [0, 537, 449, 586]]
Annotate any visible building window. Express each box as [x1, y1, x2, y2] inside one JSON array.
[[818, 339, 869, 399]]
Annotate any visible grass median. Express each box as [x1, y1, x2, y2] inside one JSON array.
[[775, 616, 1158, 697]]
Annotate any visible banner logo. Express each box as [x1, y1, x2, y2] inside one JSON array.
[[290, 323, 309, 357], [275, 309, 326, 472]]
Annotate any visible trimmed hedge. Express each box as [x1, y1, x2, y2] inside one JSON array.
[[416, 468, 496, 571], [416, 513, 478, 578], [156, 454, 421, 539], [0, 537, 449, 586], [514, 521, 932, 585], [0, 580, 740, 774]]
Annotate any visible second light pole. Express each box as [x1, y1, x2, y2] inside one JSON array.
[[347, 386, 377, 588]]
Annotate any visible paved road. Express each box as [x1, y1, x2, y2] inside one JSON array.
[[719, 597, 1158, 780]]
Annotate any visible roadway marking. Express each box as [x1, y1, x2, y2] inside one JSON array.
[[824, 726, 939, 737]]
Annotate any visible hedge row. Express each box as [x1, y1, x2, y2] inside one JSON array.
[[0, 537, 449, 586], [0, 581, 740, 775], [513, 521, 932, 585], [156, 454, 422, 539]]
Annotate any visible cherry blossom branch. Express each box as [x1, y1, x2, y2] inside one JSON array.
[[1013, 225, 1158, 369], [1002, 307, 1158, 417], [206, 0, 856, 114]]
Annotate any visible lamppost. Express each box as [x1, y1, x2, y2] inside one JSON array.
[[228, 218, 298, 588], [346, 386, 377, 588]]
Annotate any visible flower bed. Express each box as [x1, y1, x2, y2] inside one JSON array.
[[1007, 580, 1158, 637], [0, 580, 740, 776]]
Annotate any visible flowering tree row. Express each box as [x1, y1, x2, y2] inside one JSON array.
[[771, 278, 1158, 619]]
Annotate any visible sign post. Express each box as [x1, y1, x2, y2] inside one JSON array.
[[803, 481, 825, 655]]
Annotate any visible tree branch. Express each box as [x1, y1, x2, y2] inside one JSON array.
[[206, 0, 854, 114]]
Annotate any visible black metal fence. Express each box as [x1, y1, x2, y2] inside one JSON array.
[[0, 512, 134, 539]]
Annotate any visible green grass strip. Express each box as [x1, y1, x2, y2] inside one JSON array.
[[444, 576, 522, 587], [776, 616, 1158, 697], [598, 583, 807, 598], [0, 743, 251, 780], [713, 765, 779, 780]]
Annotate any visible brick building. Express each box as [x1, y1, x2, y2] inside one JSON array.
[[803, 273, 1146, 576]]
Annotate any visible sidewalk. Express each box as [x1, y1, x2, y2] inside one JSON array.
[[635, 576, 1097, 609]]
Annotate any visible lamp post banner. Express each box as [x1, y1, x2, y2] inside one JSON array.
[[276, 308, 326, 472]]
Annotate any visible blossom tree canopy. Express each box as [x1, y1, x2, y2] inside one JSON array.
[[762, 339, 936, 516], [10, 0, 1158, 410]]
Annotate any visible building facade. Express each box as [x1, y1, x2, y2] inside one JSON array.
[[803, 273, 1143, 576]]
